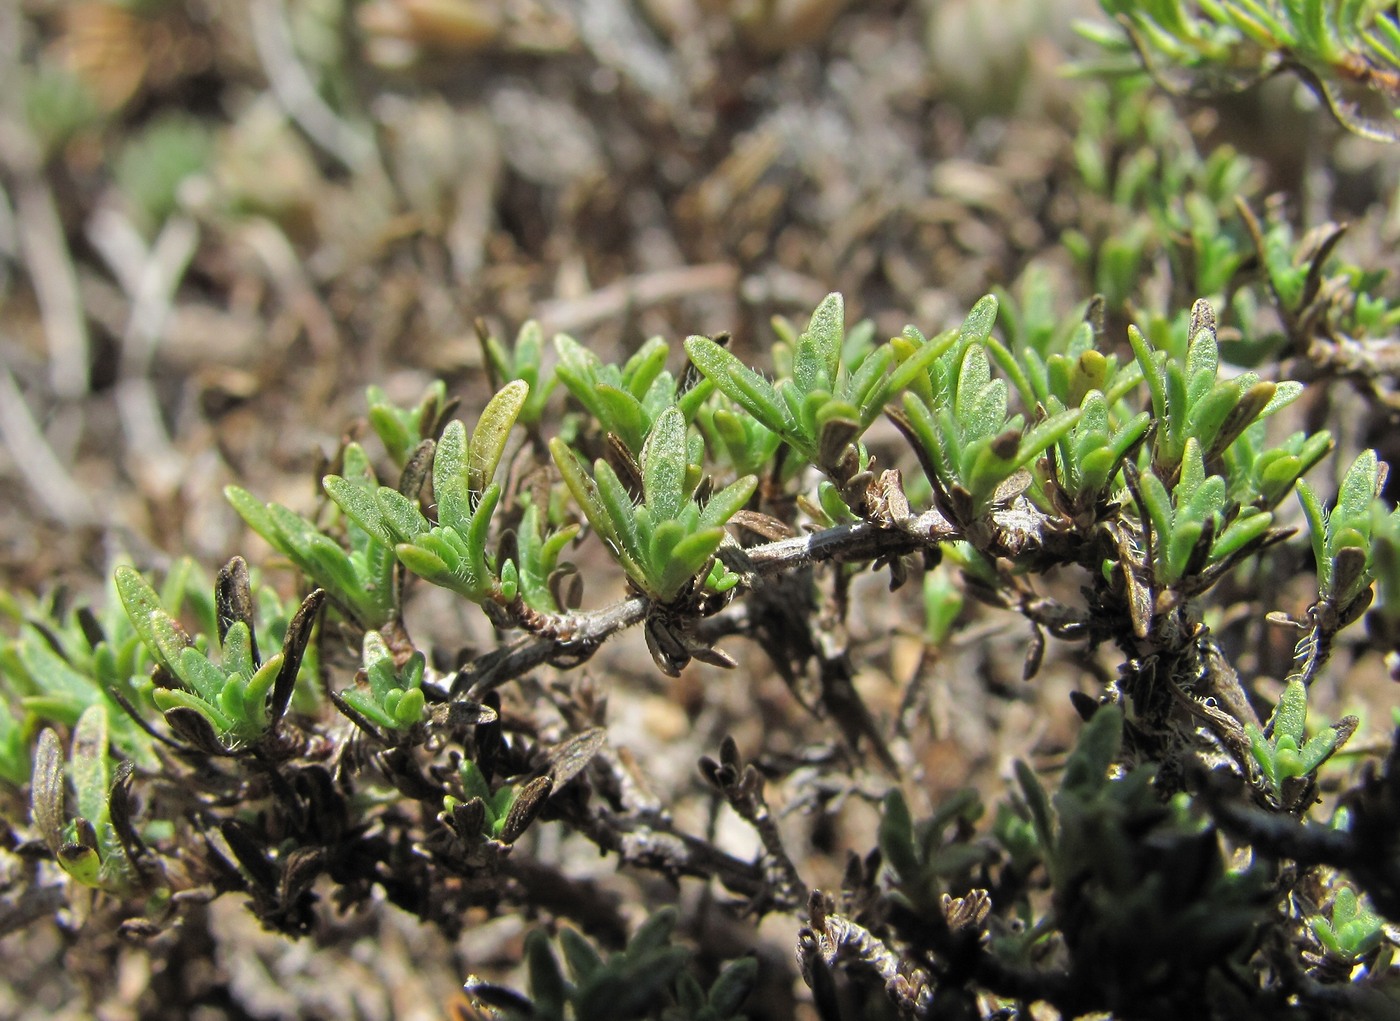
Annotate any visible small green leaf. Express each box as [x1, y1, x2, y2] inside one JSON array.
[[550, 438, 614, 546], [959, 294, 999, 345], [376, 487, 430, 542], [699, 475, 758, 530], [466, 381, 529, 499], [114, 566, 193, 674], [630, 905, 679, 953], [878, 788, 920, 882], [560, 927, 604, 983], [684, 336, 790, 433], [1061, 703, 1122, 796], [69, 704, 109, 830], [806, 292, 845, 389], [526, 929, 567, 1021], [434, 421, 470, 529], [323, 475, 388, 543], [708, 956, 758, 1017], [642, 407, 689, 522]]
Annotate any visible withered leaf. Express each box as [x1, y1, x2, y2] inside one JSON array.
[[31, 729, 66, 853], [117, 918, 164, 942], [464, 979, 534, 1013], [549, 565, 584, 611], [1069, 690, 1101, 722], [109, 761, 148, 863], [163, 707, 229, 756], [605, 432, 644, 496], [216, 556, 259, 658], [220, 819, 279, 894], [428, 700, 499, 730], [730, 509, 794, 542], [76, 606, 106, 650], [644, 617, 689, 677], [71, 816, 98, 851], [399, 438, 436, 499], [279, 847, 325, 903], [547, 727, 606, 789], [1023, 624, 1045, 682], [272, 589, 326, 725], [689, 643, 737, 669], [450, 798, 487, 842], [499, 776, 553, 844]]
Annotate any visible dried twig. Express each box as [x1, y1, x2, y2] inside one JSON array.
[[15, 178, 90, 400], [249, 0, 375, 172], [87, 210, 200, 489], [534, 263, 738, 336], [0, 354, 95, 525]]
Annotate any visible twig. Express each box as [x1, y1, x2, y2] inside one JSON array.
[[249, 0, 375, 172], [457, 595, 650, 696], [0, 353, 96, 525], [572, 804, 769, 900], [16, 176, 90, 400], [87, 209, 199, 488], [534, 263, 738, 336], [800, 893, 932, 1019], [459, 506, 1044, 697], [702, 737, 806, 910]]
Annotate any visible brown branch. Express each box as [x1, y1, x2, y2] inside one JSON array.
[[456, 504, 1054, 699]]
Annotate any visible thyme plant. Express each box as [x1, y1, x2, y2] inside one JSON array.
[[5, 285, 1400, 1017], [8, 3, 1400, 1020]]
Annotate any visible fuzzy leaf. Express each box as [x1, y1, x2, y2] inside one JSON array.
[[31, 728, 66, 851], [323, 475, 388, 543], [434, 420, 470, 529], [114, 566, 193, 675], [550, 438, 615, 547], [642, 407, 689, 522], [465, 380, 528, 499], [684, 336, 790, 433]]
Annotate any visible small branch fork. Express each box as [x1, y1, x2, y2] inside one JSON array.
[[455, 500, 1044, 698]]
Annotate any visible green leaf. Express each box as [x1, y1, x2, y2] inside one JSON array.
[[395, 544, 453, 585], [465, 381, 528, 502], [594, 461, 643, 567], [630, 905, 679, 953], [684, 336, 790, 433], [1273, 677, 1309, 747], [1338, 450, 1380, 524], [959, 294, 1000, 345], [1128, 325, 1167, 427], [434, 420, 470, 530], [463, 484, 503, 596], [796, 292, 844, 394], [699, 475, 758, 530], [1297, 481, 1330, 591], [114, 566, 193, 675], [559, 927, 604, 984], [69, 704, 109, 829], [878, 788, 920, 881], [1014, 759, 1055, 853], [376, 486, 430, 542], [550, 438, 615, 547], [152, 687, 233, 733], [526, 929, 567, 1021], [460, 758, 493, 805], [624, 336, 670, 400], [1061, 703, 1122, 796], [642, 407, 689, 522], [593, 384, 647, 451], [708, 956, 758, 1017]]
